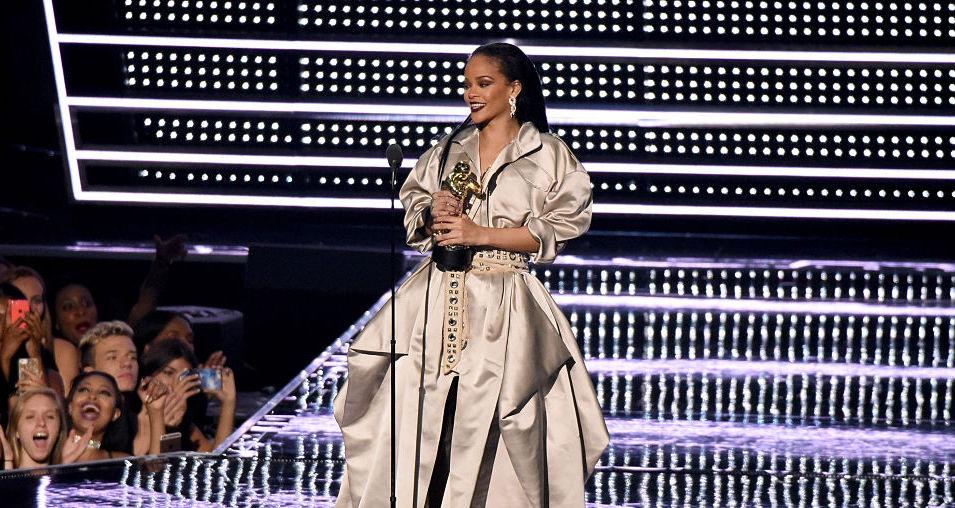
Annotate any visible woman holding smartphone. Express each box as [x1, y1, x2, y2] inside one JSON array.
[[335, 43, 608, 507], [140, 337, 236, 452]]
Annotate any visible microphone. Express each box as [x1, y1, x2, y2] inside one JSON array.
[[386, 143, 403, 169]]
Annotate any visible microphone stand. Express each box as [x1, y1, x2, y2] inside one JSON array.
[[385, 144, 403, 508]]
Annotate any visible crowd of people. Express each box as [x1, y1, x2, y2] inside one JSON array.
[[0, 236, 237, 470]]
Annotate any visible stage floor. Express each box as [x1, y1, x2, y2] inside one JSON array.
[[3, 254, 955, 507]]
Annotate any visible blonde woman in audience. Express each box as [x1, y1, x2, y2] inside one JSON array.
[[1, 387, 89, 469], [1, 283, 59, 425], [65, 371, 167, 462]]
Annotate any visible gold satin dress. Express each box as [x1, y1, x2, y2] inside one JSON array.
[[334, 122, 610, 507]]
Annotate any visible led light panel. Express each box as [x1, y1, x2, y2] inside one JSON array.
[[41, 0, 955, 219]]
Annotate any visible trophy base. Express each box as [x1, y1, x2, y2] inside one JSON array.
[[434, 245, 473, 272]]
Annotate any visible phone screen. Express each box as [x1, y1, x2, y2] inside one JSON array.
[[198, 368, 222, 392], [7, 300, 30, 327]]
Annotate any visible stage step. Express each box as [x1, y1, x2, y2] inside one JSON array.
[[589, 364, 955, 428], [566, 305, 955, 367]]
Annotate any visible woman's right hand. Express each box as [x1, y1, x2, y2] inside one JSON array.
[[139, 376, 170, 415], [15, 365, 47, 392], [61, 426, 94, 464], [1, 320, 32, 373], [430, 190, 461, 221], [162, 371, 201, 427]]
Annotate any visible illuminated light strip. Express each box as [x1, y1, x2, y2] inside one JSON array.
[[605, 418, 955, 458], [553, 293, 955, 316], [54, 33, 955, 64], [77, 151, 955, 181], [41, 0, 82, 198], [240, 412, 955, 460], [65, 97, 955, 127], [585, 162, 955, 180], [592, 203, 955, 221], [586, 358, 955, 380], [75, 190, 400, 208], [546, 255, 955, 272], [71, 187, 955, 220], [75, 149, 417, 169]]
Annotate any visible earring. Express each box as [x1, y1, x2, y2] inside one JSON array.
[[508, 96, 517, 117]]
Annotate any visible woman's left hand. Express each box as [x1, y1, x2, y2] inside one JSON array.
[[209, 367, 236, 405], [0, 423, 13, 469], [432, 214, 487, 247]]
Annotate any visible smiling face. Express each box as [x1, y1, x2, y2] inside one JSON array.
[[68, 375, 121, 436], [15, 393, 62, 466], [55, 284, 98, 344], [462, 54, 521, 127], [89, 335, 139, 392]]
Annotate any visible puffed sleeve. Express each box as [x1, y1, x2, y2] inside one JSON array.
[[525, 156, 593, 264], [399, 143, 443, 252]]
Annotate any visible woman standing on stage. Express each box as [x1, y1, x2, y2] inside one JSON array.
[[335, 42, 609, 508]]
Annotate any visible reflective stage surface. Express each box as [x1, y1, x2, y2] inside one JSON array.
[[3, 255, 955, 507]]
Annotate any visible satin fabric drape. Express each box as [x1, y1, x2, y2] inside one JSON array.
[[334, 123, 609, 507]]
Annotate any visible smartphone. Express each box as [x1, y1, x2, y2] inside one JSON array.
[[18, 358, 41, 380], [159, 432, 182, 453], [180, 367, 222, 392], [197, 368, 222, 392], [7, 300, 30, 328]]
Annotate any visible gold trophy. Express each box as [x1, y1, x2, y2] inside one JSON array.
[[433, 160, 485, 272]]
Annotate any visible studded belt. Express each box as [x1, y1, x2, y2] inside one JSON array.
[[471, 249, 529, 272], [440, 249, 529, 374]]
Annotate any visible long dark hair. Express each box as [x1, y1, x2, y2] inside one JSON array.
[[470, 42, 549, 133], [140, 337, 198, 378], [67, 371, 125, 452], [133, 310, 187, 352], [438, 42, 550, 179], [140, 337, 206, 451]]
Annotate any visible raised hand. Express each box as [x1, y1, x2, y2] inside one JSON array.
[[61, 426, 94, 464], [162, 371, 200, 427], [209, 367, 236, 404], [202, 350, 227, 369], [153, 234, 188, 266], [138, 376, 170, 414], [15, 363, 47, 392], [1, 423, 13, 469]]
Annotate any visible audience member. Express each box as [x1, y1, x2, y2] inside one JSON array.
[[133, 310, 195, 352], [52, 234, 187, 346], [133, 310, 227, 369], [3, 267, 81, 391], [0, 387, 89, 469], [65, 371, 167, 462], [78, 321, 143, 454], [53, 284, 97, 347], [1, 284, 65, 425], [141, 337, 236, 452]]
